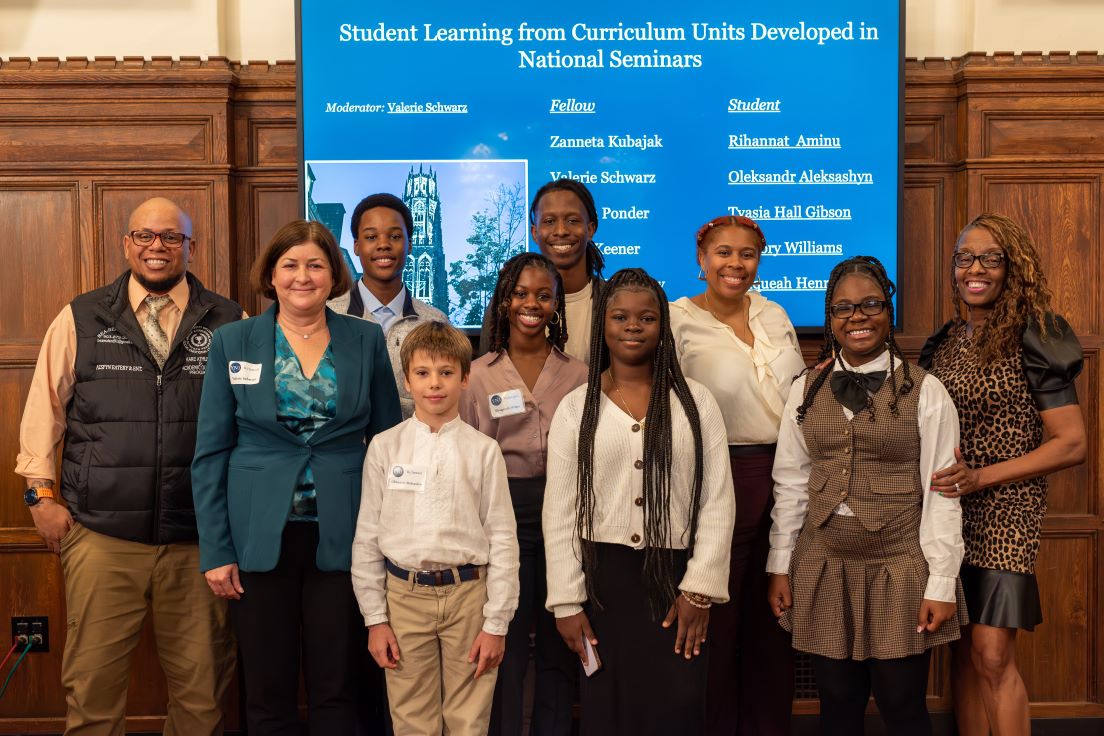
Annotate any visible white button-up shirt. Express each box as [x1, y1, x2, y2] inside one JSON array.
[[767, 352, 964, 602], [351, 415, 520, 635]]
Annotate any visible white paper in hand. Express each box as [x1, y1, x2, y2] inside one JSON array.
[[581, 635, 601, 677]]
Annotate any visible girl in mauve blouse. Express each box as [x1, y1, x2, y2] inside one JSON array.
[[461, 253, 588, 736]]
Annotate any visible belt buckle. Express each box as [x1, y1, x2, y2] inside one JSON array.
[[415, 569, 445, 586]]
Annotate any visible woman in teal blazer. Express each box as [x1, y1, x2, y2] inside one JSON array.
[[192, 220, 401, 735]]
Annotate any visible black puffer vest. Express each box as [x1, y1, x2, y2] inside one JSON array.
[[59, 271, 241, 544]]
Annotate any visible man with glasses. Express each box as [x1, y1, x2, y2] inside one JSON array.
[[15, 197, 243, 735]]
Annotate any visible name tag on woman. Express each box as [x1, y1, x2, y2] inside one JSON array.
[[488, 389, 526, 418], [228, 361, 262, 385], [387, 464, 427, 492]]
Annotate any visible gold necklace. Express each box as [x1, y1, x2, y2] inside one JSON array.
[[607, 366, 647, 428], [703, 290, 752, 343], [278, 315, 327, 340]]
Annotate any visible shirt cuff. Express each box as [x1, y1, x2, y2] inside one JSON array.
[[14, 455, 56, 482], [482, 617, 509, 636], [365, 612, 389, 627], [924, 574, 957, 603], [553, 604, 584, 619], [766, 548, 792, 575]]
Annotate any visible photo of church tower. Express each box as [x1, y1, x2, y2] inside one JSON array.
[[304, 158, 526, 328], [402, 164, 449, 315]]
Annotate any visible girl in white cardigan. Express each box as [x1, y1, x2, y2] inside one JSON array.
[[543, 268, 735, 734]]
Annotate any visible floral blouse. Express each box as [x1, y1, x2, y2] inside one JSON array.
[[275, 324, 337, 521]]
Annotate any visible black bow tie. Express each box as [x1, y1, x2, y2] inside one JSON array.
[[830, 369, 887, 414]]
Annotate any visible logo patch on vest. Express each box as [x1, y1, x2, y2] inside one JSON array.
[[96, 327, 132, 345], [184, 325, 213, 355]]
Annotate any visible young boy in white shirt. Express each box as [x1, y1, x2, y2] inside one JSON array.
[[351, 321, 520, 736]]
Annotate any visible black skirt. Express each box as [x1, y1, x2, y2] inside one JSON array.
[[579, 542, 707, 736], [960, 563, 1043, 631]]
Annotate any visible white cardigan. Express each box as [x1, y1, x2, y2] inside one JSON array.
[[543, 378, 736, 618]]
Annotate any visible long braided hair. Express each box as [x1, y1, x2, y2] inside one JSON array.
[[795, 256, 914, 424], [576, 268, 704, 615], [529, 178, 605, 279], [951, 213, 1054, 361], [486, 252, 567, 353]]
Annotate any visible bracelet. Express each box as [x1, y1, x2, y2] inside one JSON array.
[[680, 591, 713, 609]]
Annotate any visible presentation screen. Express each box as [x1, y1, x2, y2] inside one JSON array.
[[297, 2, 902, 329]]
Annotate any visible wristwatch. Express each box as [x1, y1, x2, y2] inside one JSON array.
[[24, 487, 57, 507]]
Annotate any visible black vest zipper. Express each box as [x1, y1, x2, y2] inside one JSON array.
[[153, 372, 163, 543], [151, 303, 214, 544]]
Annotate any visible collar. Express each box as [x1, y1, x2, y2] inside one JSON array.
[[679, 291, 767, 327], [835, 350, 891, 374], [486, 344, 570, 367], [410, 412, 463, 435], [747, 290, 767, 320], [127, 274, 190, 314], [359, 280, 408, 316]]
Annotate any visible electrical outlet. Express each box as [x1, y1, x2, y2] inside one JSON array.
[[11, 616, 49, 653]]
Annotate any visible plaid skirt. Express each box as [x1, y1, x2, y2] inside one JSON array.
[[780, 508, 967, 660]]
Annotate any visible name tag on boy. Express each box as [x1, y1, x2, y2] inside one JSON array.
[[228, 361, 262, 385], [488, 389, 526, 418], [387, 464, 427, 492]]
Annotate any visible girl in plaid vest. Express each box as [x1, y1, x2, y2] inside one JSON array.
[[766, 256, 967, 736]]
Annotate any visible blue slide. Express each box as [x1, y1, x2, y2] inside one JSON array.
[[298, 2, 902, 328]]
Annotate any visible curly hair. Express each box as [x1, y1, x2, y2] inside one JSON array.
[[952, 213, 1053, 361]]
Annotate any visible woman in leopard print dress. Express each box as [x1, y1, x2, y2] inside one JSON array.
[[920, 214, 1085, 736]]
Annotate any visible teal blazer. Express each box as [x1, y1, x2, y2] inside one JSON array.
[[191, 305, 401, 573]]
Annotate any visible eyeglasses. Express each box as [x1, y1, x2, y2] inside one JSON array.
[[953, 251, 1004, 269], [829, 299, 890, 319], [128, 230, 190, 248]]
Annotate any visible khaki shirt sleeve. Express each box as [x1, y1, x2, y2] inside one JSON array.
[[15, 306, 78, 483]]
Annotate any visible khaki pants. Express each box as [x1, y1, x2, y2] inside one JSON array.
[[385, 571, 497, 736], [59, 523, 235, 736]]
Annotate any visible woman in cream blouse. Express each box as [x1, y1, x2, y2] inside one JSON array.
[[669, 215, 807, 736]]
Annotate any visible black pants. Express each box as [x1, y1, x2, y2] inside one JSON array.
[[707, 449, 793, 736], [231, 522, 364, 736], [490, 477, 576, 736], [811, 650, 933, 736]]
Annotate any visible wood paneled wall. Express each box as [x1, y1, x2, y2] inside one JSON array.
[[0, 53, 1101, 730]]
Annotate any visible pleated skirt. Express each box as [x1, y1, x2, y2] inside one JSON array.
[[780, 509, 967, 660]]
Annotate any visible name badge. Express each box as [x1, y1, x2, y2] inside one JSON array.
[[228, 361, 262, 385], [387, 464, 427, 492], [488, 388, 526, 418]]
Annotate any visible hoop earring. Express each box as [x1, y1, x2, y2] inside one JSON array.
[[697, 267, 706, 281], [549, 310, 562, 326]]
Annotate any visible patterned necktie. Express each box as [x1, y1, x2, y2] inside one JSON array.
[[142, 294, 172, 368]]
